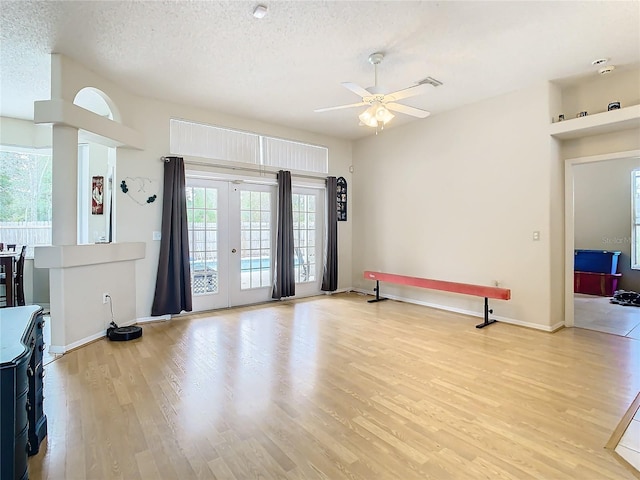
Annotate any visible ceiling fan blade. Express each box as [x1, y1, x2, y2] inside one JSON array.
[[385, 83, 430, 102], [341, 82, 371, 98], [314, 101, 367, 113], [386, 102, 431, 118]]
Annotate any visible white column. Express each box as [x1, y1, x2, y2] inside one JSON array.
[[51, 125, 78, 245]]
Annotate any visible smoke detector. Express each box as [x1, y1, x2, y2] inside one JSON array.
[[598, 65, 616, 75], [253, 4, 267, 19]]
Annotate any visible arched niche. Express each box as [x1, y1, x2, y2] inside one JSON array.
[[73, 87, 121, 123], [72, 87, 119, 244]]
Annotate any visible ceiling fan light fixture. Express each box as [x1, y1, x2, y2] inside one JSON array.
[[375, 105, 394, 123], [359, 102, 394, 128], [358, 106, 378, 127]]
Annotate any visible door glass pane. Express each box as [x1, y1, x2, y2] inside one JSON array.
[[187, 186, 219, 295], [240, 190, 271, 289], [292, 193, 317, 283]]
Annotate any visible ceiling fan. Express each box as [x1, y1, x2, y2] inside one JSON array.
[[314, 52, 433, 131]]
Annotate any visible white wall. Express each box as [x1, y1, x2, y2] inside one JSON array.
[[50, 55, 353, 324], [352, 83, 562, 330], [560, 68, 640, 120], [0, 117, 51, 148], [560, 67, 640, 312], [574, 157, 640, 291], [560, 68, 640, 160]]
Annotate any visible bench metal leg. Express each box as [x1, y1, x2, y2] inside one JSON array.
[[367, 280, 389, 303], [476, 297, 497, 328]]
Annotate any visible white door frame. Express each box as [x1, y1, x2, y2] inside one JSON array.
[[564, 149, 640, 327]]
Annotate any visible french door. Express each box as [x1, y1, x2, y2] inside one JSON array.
[[186, 177, 323, 312], [186, 179, 230, 311]]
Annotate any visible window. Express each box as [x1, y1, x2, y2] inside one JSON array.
[[292, 192, 317, 283], [632, 170, 640, 269], [170, 118, 328, 173], [0, 146, 52, 256], [186, 185, 219, 295], [240, 190, 272, 289]]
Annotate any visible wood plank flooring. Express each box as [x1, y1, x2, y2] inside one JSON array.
[[29, 292, 640, 479]]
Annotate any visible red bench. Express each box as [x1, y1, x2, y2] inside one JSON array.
[[364, 271, 511, 328]]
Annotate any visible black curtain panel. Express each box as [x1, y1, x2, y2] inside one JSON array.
[[322, 176, 338, 292], [151, 156, 192, 316], [272, 170, 296, 299]]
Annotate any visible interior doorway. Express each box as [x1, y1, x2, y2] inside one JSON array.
[[565, 149, 640, 338]]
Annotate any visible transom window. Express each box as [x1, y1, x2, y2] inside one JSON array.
[[170, 118, 328, 173]]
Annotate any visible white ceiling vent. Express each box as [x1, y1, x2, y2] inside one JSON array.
[[418, 76, 443, 87]]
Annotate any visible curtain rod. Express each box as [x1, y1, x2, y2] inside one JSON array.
[[160, 156, 328, 180]]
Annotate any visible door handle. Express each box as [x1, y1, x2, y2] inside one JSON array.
[[231, 248, 237, 253]]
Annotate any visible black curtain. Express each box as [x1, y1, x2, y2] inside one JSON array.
[[151, 156, 192, 316], [322, 176, 338, 291], [272, 170, 295, 299]]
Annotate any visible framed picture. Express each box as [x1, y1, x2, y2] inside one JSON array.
[[92, 176, 104, 214]]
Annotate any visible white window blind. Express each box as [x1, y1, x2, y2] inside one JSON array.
[[170, 118, 328, 174], [170, 119, 260, 165], [262, 137, 327, 174]]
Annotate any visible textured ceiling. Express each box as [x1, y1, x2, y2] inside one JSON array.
[[1, 1, 639, 140]]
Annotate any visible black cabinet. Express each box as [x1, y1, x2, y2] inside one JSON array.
[[1, 306, 48, 480]]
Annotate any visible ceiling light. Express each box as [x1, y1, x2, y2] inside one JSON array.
[[359, 102, 394, 128], [375, 105, 394, 124], [591, 58, 609, 66], [598, 65, 616, 75], [358, 106, 378, 127], [253, 4, 267, 19]]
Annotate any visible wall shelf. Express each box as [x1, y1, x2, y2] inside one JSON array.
[[550, 104, 640, 140]]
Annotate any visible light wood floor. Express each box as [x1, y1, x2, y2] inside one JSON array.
[[29, 292, 640, 479]]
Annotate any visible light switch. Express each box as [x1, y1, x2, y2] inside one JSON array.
[[153, 231, 161, 241], [533, 231, 540, 241]]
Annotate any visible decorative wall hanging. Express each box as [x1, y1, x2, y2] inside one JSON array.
[[120, 177, 158, 205], [337, 176, 347, 221], [92, 176, 104, 214]]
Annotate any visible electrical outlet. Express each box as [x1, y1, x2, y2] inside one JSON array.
[[103, 293, 110, 304]]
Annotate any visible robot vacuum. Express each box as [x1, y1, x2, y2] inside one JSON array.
[[106, 322, 143, 341]]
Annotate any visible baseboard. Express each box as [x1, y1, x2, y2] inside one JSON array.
[[352, 288, 560, 332], [137, 314, 171, 323], [48, 317, 139, 354], [150, 290, 356, 321], [323, 287, 352, 295]]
